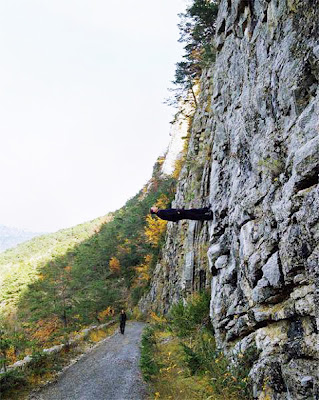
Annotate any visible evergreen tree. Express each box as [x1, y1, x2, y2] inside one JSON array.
[[169, 0, 219, 105]]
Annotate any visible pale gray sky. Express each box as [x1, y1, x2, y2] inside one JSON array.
[[0, 0, 186, 232]]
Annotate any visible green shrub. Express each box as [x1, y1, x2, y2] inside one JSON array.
[[168, 290, 211, 337], [180, 342, 202, 374], [0, 369, 26, 393], [131, 286, 146, 306], [167, 290, 254, 399], [27, 351, 50, 375], [140, 326, 159, 381]]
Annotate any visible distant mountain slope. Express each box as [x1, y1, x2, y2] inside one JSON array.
[[0, 225, 43, 252], [0, 157, 176, 354], [0, 216, 110, 307]]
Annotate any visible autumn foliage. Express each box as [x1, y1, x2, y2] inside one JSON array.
[[109, 257, 121, 275], [135, 255, 152, 285], [0, 152, 177, 394], [145, 216, 167, 247], [31, 317, 61, 344], [98, 306, 115, 321], [145, 194, 170, 247]]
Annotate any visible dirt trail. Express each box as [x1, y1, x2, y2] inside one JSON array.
[[31, 322, 147, 400]]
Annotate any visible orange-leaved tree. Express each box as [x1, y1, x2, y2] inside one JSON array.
[[109, 257, 121, 275]]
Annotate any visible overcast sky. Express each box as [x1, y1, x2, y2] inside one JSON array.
[[0, 0, 186, 232]]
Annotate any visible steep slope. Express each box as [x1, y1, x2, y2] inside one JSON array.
[[141, 1, 319, 399], [0, 216, 110, 311], [0, 161, 176, 378]]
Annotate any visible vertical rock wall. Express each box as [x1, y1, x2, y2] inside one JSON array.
[[139, 71, 214, 313], [141, 0, 318, 398], [209, 0, 318, 399]]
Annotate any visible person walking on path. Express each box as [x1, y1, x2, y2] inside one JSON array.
[[150, 206, 213, 222], [120, 309, 127, 334]]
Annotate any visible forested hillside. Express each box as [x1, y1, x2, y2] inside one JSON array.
[[0, 157, 176, 375]]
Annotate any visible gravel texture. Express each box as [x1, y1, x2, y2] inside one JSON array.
[[32, 322, 147, 400]]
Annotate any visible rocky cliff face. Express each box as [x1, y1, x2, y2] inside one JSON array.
[[139, 72, 214, 313], [141, 1, 319, 399], [209, 1, 318, 398]]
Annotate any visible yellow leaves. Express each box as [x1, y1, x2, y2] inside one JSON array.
[[109, 257, 121, 274], [32, 317, 60, 343], [133, 254, 152, 286], [145, 194, 170, 247], [6, 346, 17, 363], [98, 306, 114, 320], [150, 312, 167, 324], [89, 329, 107, 343], [135, 264, 150, 283], [155, 194, 170, 209], [145, 215, 167, 247]]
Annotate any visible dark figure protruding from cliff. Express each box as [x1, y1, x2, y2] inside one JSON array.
[[120, 309, 127, 334], [150, 206, 213, 222]]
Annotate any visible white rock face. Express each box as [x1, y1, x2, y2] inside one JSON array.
[[161, 99, 194, 176], [141, 1, 319, 399]]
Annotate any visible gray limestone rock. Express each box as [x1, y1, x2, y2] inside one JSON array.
[[140, 0, 319, 398]]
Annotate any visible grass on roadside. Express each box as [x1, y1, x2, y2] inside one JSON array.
[[0, 322, 117, 400], [140, 291, 255, 400]]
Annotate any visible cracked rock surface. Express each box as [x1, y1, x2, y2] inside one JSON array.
[[140, 0, 318, 399]]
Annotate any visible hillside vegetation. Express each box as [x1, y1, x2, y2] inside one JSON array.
[[140, 292, 254, 400], [0, 158, 176, 380], [0, 1, 222, 397]]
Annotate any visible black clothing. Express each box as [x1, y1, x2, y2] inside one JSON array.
[[120, 312, 127, 334], [156, 207, 213, 222], [120, 312, 127, 323]]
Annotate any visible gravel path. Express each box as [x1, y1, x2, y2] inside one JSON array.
[[32, 322, 147, 400]]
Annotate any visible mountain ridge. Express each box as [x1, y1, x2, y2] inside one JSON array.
[[0, 224, 44, 253]]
